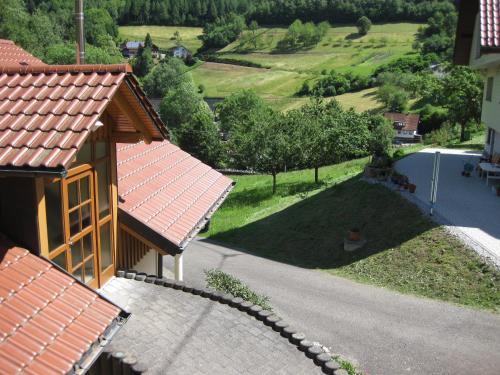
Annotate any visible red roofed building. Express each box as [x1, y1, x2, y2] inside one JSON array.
[[0, 41, 233, 373], [383, 112, 421, 143], [455, 0, 500, 157]]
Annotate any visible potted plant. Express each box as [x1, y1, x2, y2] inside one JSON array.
[[408, 183, 416, 193], [496, 186, 500, 197], [348, 227, 361, 241]]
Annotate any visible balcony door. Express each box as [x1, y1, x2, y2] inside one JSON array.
[[45, 137, 114, 288]]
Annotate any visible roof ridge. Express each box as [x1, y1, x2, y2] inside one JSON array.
[[0, 64, 132, 75]]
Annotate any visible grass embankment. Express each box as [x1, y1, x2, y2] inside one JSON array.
[[119, 25, 203, 53], [206, 148, 499, 312]]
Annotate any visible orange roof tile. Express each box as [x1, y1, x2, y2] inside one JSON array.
[[481, 0, 500, 48], [117, 141, 234, 251], [0, 233, 127, 374], [0, 40, 46, 67], [384, 112, 420, 132]]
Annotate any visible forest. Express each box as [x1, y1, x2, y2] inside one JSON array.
[[119, 0, 456, 26]]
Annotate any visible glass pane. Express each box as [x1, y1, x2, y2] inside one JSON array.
[[71, 240, 82, 267], [51, 251, 67, 271], [82, 233, 93, 259], [75, 142, 92, 166], [80, 176, 90, 202], [68, 181, 78, 208], [44, 182, 64, 251], [95, 141, 107, 159], [72, 266, 83, 282], [81, 204, 91, 230], [84, 260, 95, 284], [69, 209, 80, 237], [96, 162, 110, 218], [100, 223, 112, 271]]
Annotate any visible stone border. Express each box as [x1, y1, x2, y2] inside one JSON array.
[[116, 270, 348, 375]]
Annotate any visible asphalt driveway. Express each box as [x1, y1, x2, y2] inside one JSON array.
[[395, 148, 500, 264], [164, 238, 500, 375]]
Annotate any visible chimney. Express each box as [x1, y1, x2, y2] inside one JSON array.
[[75, 0, 85, 64]]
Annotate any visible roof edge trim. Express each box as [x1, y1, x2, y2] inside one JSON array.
[[0, 166, 67, 177], [0, 64, 132, 75]]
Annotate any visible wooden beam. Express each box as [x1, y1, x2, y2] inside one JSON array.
[[111, 90, 153, 144], [111, 131, 144, 143], [35, 177, 49, 258]]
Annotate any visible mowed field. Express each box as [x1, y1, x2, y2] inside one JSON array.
[[220, 23, 421, 75], [119, 25, 203, 52], [121, 23, 421, 112]]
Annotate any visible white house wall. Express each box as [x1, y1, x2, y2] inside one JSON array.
[[134, 249, 158, 275]]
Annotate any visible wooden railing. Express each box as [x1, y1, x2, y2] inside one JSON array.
[[118, 224, 150, 270]]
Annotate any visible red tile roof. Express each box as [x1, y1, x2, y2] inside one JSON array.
[[0, 71, 126, 169], [384, 112, 420, 132], [0, 233, 126, 374], [0, 40, 46, 67], [117, 141, 234, 250], [0, 41, 168, 172], [480, 0, 500, 48]]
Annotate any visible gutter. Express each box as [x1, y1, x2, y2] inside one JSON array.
[[0, 167, 67, 178]]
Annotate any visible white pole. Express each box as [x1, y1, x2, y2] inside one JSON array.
[[174, 253, 184, 281], [430, 151, 441, 216]]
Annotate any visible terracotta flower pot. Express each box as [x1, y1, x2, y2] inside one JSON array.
[[408, 183, 416, 193], [348, 230, 361, 242], [403, 183, 409, 190]]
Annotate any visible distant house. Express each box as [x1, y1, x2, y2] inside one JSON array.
[[384, 112, 422, 143], [454, 0, 500, 157], [121, 41, 160, 58], [170, 45, 192, 60]]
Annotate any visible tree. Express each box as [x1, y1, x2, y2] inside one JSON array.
[[45, 43, 123, 64], [356, 16, 372, 36], [369, 116, 394, 156], [232, 109, 288, 193], [159, 80, 205, 129], [377, 85, 409, 112], [145, 33, 153, 48], [216, 90, 267, 134], [143, 58, 188, 97], [132, 45, 153, 77], [85, 8, 117, 45], [177, 106, 223, 167], [173, 30, 182, 46], [440, 66, 483, 141]]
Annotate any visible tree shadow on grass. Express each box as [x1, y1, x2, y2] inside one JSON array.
[[205, 177, 438, 269], [345, 33, 362, 40]]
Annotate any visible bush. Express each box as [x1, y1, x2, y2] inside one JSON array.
[[424, 123, 458, 145], [392, 149, 405, 159], [356, 16, 372, 36], [418, 104, 448, 134], [205, 269, 272, 310]]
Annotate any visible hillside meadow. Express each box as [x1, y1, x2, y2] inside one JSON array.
[[121, 23, 422, 112]]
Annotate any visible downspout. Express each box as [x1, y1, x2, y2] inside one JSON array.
[[75, 0, 85, 64]]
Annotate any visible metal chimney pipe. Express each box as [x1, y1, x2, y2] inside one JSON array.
[[75, 0, 85, 64]]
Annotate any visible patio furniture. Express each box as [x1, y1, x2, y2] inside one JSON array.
[[478, 163, 500, 186]]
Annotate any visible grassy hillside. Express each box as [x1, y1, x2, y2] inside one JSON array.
[[121, 23, 421, 112], [220, 23, 421, 76], [119, 26, 203, 53], [204, 152, 499, 312]]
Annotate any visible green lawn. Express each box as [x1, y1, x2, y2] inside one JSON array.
[[206, 151, 499, 312], [119, 26, 203, 53]]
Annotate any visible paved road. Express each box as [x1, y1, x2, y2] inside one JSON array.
[[164, 239, 500, 375]]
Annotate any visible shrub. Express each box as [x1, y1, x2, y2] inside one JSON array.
[[393, 149, 405, 159], [418, 104, 448, 134], [424, 123, 458, 145], [205, 269, 272, 310]]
